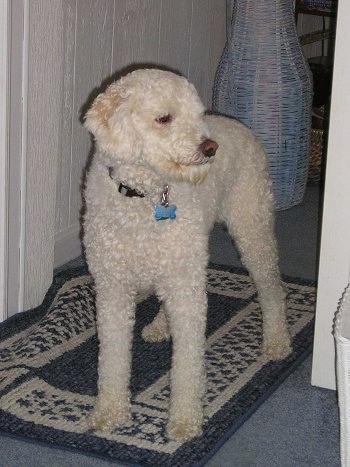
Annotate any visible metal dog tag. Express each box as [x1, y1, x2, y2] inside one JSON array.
[[154, 185, 177, 220]]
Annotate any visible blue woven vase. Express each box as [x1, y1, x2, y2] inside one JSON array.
[[213, 0, 313, 210]]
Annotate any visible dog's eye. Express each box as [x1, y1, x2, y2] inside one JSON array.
[[155, 114, 172, 124]]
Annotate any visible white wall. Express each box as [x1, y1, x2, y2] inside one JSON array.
[[23, 0, 63, 310], [311, 0, 350, 389], [53, 0, 227, 268]]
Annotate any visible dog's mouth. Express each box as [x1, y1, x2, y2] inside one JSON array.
[[155, 138, 218, 185], [162, 158, 212, 185], [198, 154, 216, 165], [180, 155, 215, 167]]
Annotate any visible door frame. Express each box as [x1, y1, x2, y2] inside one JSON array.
[[0, 0, 28, 320], [0, 0, 10, 321]]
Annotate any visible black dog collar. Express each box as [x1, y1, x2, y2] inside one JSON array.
[[108, 167, 145, 198], [118, 182, 145, 198]]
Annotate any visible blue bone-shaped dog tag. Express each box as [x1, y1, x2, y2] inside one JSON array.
[[154, 203, 177, 221]]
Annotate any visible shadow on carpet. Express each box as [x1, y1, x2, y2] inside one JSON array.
[[0, 264, 316, 466]]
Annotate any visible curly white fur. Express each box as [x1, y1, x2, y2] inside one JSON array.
[[83, 68, 291, 442]]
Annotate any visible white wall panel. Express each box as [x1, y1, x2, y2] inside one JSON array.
[[55, 0, 76, 235], [158, 0, 192, 74], [55, 0, 115, 267], [24, 0, 63, 307], [68, 0, 114, 228], [189, 0, 226, 107], [112, 0, 161, 72]]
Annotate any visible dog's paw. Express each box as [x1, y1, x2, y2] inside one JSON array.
[[167, 416, 202, 442], [89, 402, 132, 433], [141, 309, 170, 342], [263, 331, 292, 361]]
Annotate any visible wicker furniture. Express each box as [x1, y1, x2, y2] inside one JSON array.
[[213, 0, 313, 210]]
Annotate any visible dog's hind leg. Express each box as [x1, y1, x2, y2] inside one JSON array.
[[222, 174, 292, 360], [89, 283, 136, 432]]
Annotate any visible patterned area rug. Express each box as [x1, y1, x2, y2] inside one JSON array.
[[0, 264, 315, 466]]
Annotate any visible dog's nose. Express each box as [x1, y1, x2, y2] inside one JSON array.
[[199, 139, 218, 158]]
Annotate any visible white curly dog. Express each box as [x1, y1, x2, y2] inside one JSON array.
[[83, 68, 291, 442]]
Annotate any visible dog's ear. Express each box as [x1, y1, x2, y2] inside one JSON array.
[[84, 83, 142, 162], [84, 84, 125, 139]]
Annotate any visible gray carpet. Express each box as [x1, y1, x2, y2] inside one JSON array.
[[0, 185, 341, 466]]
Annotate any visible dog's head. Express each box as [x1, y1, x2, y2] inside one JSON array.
[[84, 69, 218, 185]]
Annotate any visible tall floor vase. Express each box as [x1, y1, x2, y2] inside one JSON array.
[[213, 0, 313, 210]]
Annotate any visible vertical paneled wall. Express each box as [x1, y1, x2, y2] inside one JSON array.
[[54, 0, 226, 266], [24, 0, 63, 307]]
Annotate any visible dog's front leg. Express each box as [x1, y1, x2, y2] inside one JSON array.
[[162, 287, 207, 442], [90, 285, 135, 433]]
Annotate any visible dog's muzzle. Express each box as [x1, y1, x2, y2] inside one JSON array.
[[199, 139, 218, 158]]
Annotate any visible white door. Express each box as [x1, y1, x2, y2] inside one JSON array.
[[311, 0, 350, 390]]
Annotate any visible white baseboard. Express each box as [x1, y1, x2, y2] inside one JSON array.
[[54, 224, 83, 269]]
